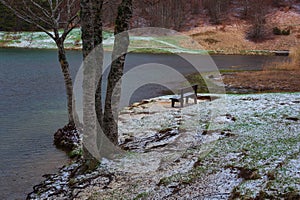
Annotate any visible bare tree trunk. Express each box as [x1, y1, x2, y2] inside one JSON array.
[[81, 0, 95, 58], [103, 0, 132, 145], [56, 39, 75, 125], [81, 0, 98, 169], [94, 0, 104, 128], [80, 0, 131, 164]]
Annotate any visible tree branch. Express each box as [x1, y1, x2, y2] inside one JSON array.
[[0, 0, 55, 40]]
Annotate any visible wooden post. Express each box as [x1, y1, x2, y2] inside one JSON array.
[[180, 90, 184, 107], [193, 85, 198, 104]]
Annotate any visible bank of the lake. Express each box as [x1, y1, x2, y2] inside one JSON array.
[[27, 92, 300, 199], [0, 29, 293, 56]]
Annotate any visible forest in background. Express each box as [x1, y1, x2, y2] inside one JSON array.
[[1, 0, 299, 32]]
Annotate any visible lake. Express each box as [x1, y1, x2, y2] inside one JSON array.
[[0, 48, 286, 199]]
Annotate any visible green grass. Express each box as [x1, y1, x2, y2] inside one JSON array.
[[129, 48, 173, 54], [154, 35, 186, 46], [133, 192, 149, 200], [130, 39, 168, 48]]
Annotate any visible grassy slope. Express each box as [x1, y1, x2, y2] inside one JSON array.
[[184, 8, 300, 55]]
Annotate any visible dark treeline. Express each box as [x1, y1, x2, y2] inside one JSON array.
[[0, 3, 39, 31], [1, 0, 299, 31]]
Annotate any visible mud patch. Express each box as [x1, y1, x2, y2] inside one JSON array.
[[197, 95, 220, 101], [120, 128, 179, 152], [202, 129, 236, 137], [286, 117, 299, 121], [226, 165, 260, 180]]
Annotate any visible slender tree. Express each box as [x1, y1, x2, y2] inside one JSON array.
[[102, 0, 132, 145], [0, 0, 80, 125]]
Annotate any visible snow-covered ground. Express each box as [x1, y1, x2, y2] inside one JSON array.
[[0, 28, 207, 54], [28, 92, 300, 199], [0, 28, 83, 49]]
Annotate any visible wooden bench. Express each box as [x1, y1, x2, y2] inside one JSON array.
[[170, 84, 198, 107]]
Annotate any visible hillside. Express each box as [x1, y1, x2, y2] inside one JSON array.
[[186, 6, 300, 54]]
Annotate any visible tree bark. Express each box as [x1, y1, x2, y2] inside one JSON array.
[[80, 0, 104, 168], [80, 0, 132, 162], [94, 0, 104, 128], [56, 39, 75, 125], [81, 0, 95, 59], [103, 0, 132, 145]]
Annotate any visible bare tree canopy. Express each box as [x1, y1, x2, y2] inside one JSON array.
[[0, 0, 80, 40]]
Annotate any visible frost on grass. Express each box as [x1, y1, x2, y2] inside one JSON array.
[[85, 93, 298, 199], [28, 93, 300, 199], [84, 93, 300, 199], [197, 93, 300, 199], [0, 29, 208, 54], [0, 28, 111, 49]]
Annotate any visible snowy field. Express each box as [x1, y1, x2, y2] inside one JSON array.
[[28, 93, 300, 199]]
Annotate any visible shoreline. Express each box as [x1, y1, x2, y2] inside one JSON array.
[[0, 45, 288, 56], [0, 29, 290, 56], [27, 92, 300, 199]]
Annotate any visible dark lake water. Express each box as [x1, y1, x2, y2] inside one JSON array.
[[0, 48, 286, 199]]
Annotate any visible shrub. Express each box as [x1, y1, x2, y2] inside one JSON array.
[[272, 27, 290, 35], [273, 27, 282, 35], [203, 38, 220, 44], [281, 29, 290, 35], [247, 24, 267, 41]]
